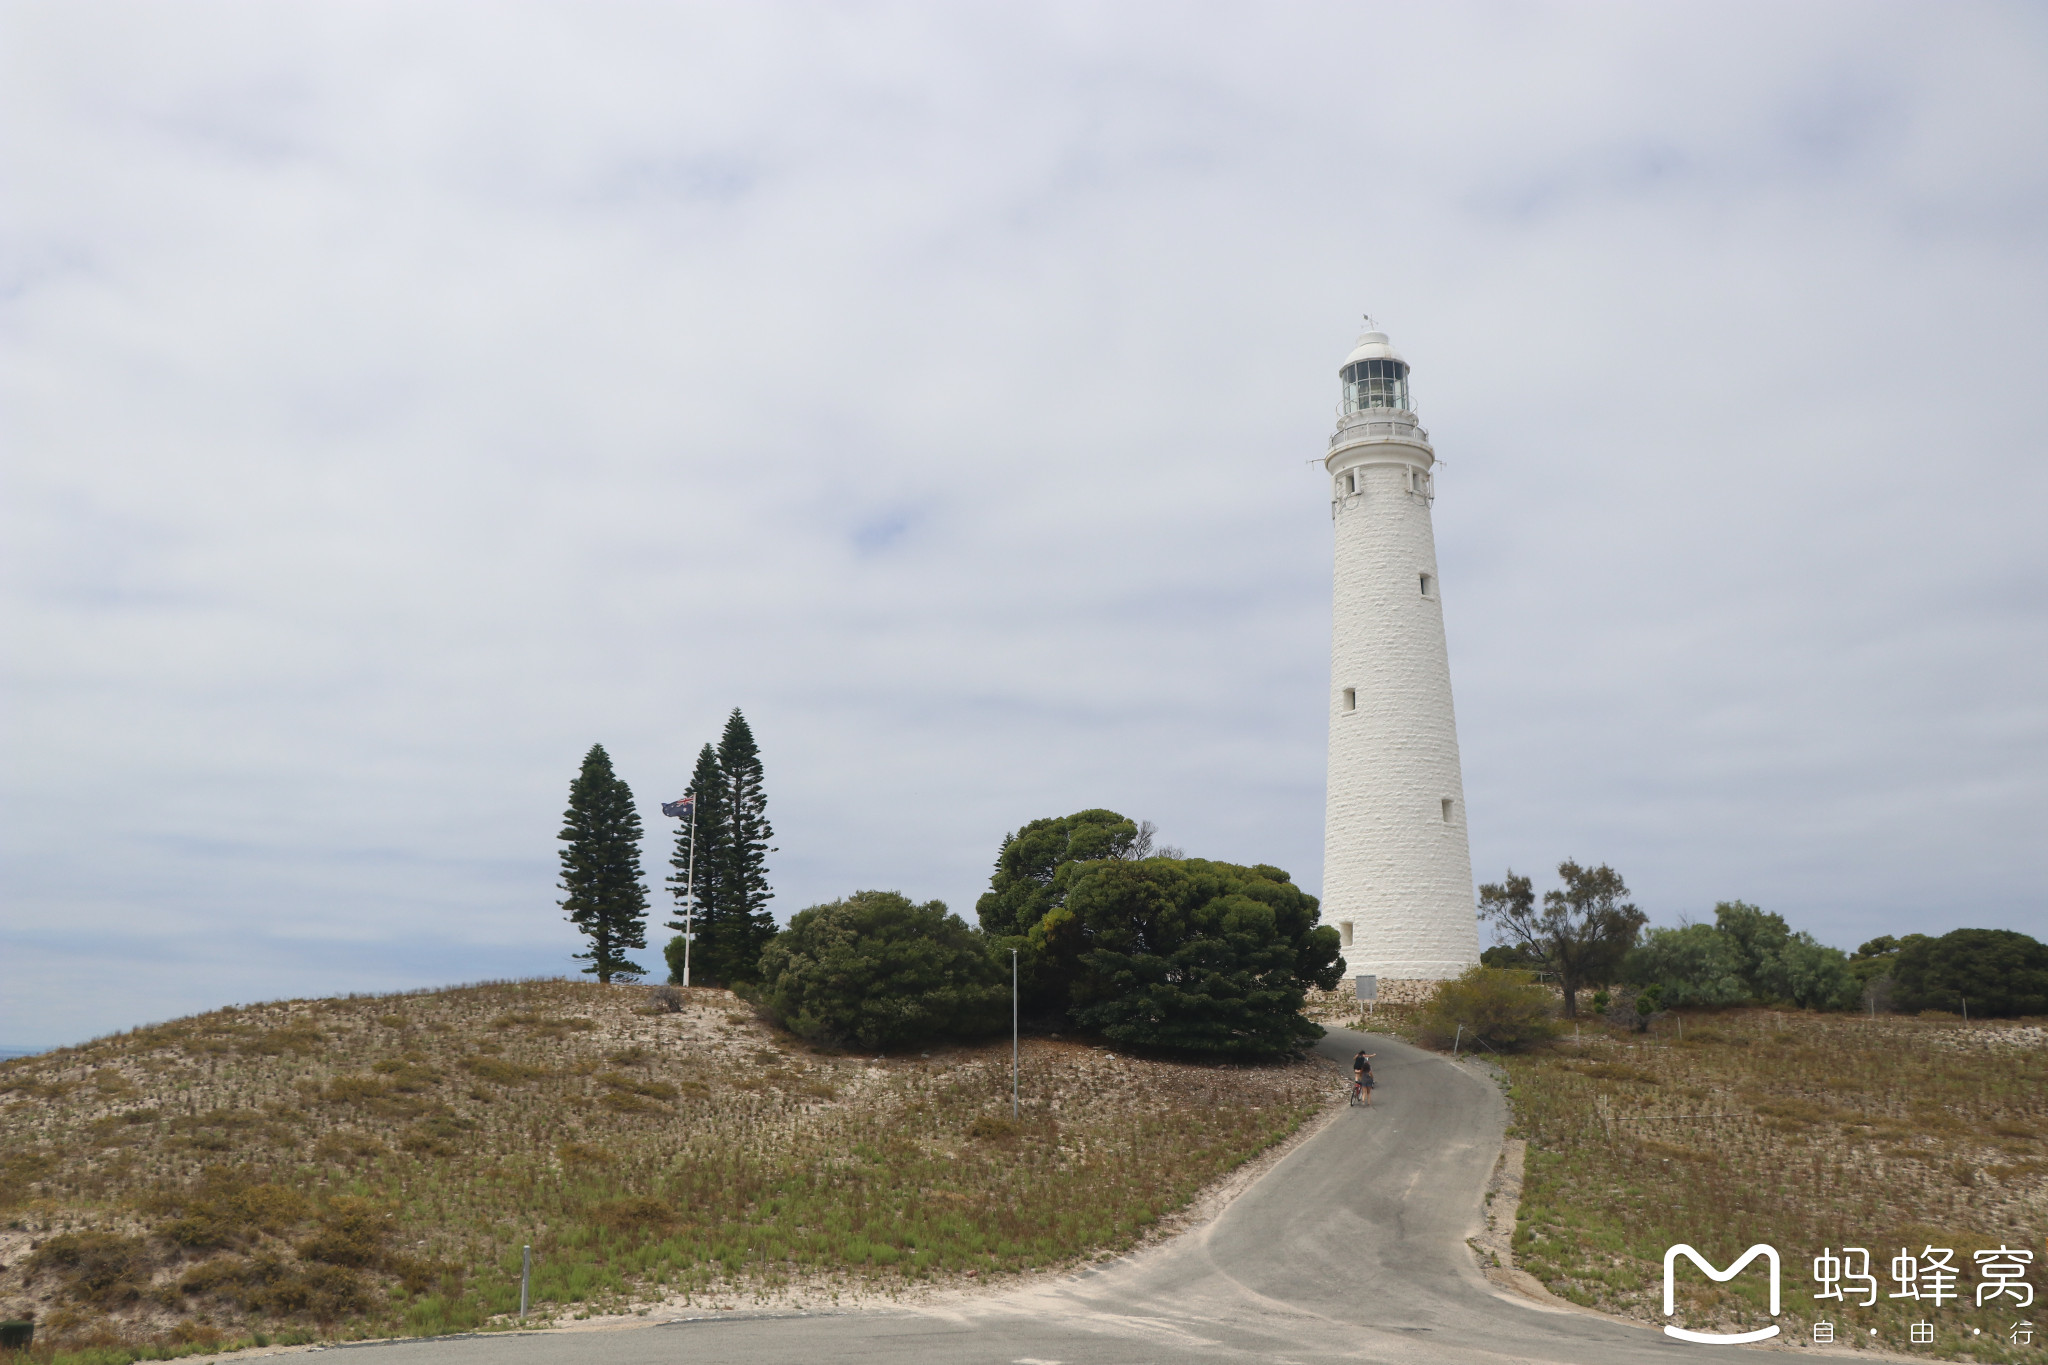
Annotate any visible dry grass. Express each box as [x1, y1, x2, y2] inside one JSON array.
[[1491, 1009, 2048, 1362], [0, 979, 1330, 1359]]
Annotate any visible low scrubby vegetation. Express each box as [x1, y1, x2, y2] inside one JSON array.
[[0, 977, 1329, 1359], [1501, 1009, 2047, 1362], [1416, 967, 1561, 1051]]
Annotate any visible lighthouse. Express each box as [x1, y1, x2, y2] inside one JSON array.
[[1321, 320, 1480, 986]]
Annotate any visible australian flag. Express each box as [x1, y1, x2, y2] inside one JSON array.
[[660, 795, 693, 820]]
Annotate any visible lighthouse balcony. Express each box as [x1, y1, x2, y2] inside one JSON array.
[[1328, 409, 1430, 456]]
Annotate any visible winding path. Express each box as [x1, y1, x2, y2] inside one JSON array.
[[331, 1029, 1751, 1363]]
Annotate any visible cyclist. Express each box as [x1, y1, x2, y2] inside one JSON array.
[[1351, 1050, 1377, 1106]]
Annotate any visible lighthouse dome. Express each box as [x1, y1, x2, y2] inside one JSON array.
[[1338, 329, 1411, 413], [1341, 330, 1405, 368]]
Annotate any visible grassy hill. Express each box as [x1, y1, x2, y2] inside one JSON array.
[[0, 978, 1331, 1360]]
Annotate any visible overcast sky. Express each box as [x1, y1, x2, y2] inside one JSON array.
[[4, 2, 2044, 1049]]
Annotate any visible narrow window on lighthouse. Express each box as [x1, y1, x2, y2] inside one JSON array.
[[1340, 921, 1355, 947], [1346, 471, 1357, 494], [1341, 687, 1357, 711], [1420, 573, 1434, 597], [1442, 798, 1454, 822]]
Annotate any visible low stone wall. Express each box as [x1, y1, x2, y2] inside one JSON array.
[[1304, 979, 1442, 1027], [1309, 979, 1440, 1008]]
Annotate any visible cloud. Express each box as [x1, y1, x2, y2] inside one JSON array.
[[3, 1, 2045, 1047]]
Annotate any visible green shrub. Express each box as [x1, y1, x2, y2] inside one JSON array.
[[1419, 967, 1561, 1051], [1892, 929, 2048, 1016], [755, 891, 1007, 1051], [1714, 901, 1859, 1010], [1621, 924, 1748, 1008], [1622, 906, 1858, 1011], [975, 809, 1147, 1015], [1757, 931, 1861, 1011], [1061, 859, 1342, 1057]]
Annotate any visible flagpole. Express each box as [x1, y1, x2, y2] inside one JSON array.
[[683, 793, 696, 989], [1011, 947, 1019, 1121]]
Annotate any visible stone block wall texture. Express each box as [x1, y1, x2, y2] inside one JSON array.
[[1303, 980, 1444, 1029], [1322, 435, 1480, 982]]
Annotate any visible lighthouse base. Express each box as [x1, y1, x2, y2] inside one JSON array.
[[1303, 981, 1447, 1021], [1338, 956, 1474, 984]]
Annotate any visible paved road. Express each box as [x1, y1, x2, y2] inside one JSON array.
[[334, 1029, 1732, 1364]]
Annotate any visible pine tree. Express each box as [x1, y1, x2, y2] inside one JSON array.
[[557, 743, 649, 983], [662, 743, 730, 985], [695, 709, 777, 985]]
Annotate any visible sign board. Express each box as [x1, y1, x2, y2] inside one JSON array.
[[1354, 975, 1378, 1002]]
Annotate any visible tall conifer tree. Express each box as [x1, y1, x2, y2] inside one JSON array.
[[694, 709, 777, 985], [663, 743, 730, 984], [557, 743, 649, 982]]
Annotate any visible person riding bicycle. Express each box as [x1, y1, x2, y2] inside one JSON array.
[[1351, 1050, 1377, 1106]]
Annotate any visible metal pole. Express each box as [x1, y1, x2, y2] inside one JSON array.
[[683, 794, 696, 989], [520, 1244, 531, 1322], [1453, 1024, 1462, 1058], [1011, 948, 1019, 1121]]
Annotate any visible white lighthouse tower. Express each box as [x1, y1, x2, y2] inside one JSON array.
[[1321, 320, 1479, 986]]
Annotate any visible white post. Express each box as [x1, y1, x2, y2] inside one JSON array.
[[520, 1244, 531, 1322], [1453, 1023, 1462, 1058], [1011, 948, 1019, 1121], [683, 794, 696, 989]]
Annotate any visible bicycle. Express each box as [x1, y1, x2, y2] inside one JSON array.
[[1348, 1051, 1378, 1106]]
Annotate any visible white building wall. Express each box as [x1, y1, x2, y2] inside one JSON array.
[[1322, 412, 1480, 981]]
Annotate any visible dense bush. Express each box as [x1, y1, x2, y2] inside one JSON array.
[[1847, 936, 1910, 1011], [1418, 967, 1561, 1051], [1891, 929, 2048, 1017], [1714, 901, 1858, 1009], [1758, 931, 1863, 1012], [976, 809, 1146, 1014], [1056, 858, 1343, 1057], [973, 810, 1341, 1057], [1620, 903, 1858, 1011], [754, 891, 1007, 1051], [1621, 924, 1748, 1007]]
